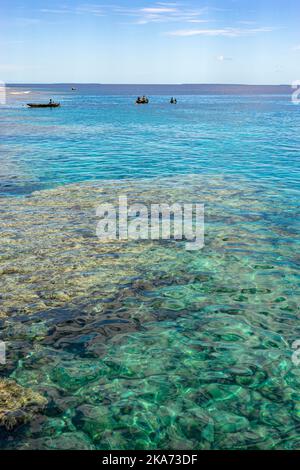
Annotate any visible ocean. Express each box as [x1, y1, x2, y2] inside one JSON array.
[[0, 84, 299, 449], [1, 84, 298, 196]]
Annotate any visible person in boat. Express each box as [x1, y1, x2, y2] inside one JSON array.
[[136, 96, 149, 104], [49, 99, 53, 105]]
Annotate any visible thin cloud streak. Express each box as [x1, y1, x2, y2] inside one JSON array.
[[141, 7, 178, 13], [40, 5, 105, 17], [37, 4, 276, 35], [167, 26, 274, 37], [40, 3, 209, 25]]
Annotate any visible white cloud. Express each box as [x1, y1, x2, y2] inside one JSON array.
[[292, 44, 300, 51], [167, 26, 274, 37], [38, 4, 275, 36], [187, 19, 209, 24], [141, 7, 178, 14], [40, 5, 105, 17], [239, 20, 257, 25], [216, 55, 232, 61], [112, 3, 209, 25], [76, 5, 105, 16]]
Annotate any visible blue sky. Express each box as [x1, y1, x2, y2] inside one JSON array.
[[1, 0, 300, 83]]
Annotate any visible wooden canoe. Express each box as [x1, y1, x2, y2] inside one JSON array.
[[27, 103, 60, 108]]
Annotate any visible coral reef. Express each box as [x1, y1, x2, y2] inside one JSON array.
[[0, 175, 299, 449], [0, 379, 47, 430]]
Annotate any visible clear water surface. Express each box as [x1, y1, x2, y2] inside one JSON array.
[[0, 85, 299, 450]]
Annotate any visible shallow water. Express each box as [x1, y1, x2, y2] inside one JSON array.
[[0, 174, 299, 449], [0, 88, 300, 449]]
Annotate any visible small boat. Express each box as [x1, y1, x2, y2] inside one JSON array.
[[27, 102, 60, 108], [136, 96, 149, 104], [170, 98, 177, 104]]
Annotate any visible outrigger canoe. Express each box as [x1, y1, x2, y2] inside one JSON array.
[[27, 103, 60, 108]]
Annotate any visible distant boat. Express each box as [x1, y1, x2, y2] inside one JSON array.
[[136, 96, 149, 104], [27, 102, 60, 108], [71, 87, 77, 91]]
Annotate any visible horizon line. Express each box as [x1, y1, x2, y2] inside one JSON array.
[[7, 82, 291, 87]]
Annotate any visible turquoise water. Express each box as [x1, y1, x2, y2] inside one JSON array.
[[0, 86, 300, 449], [1, 86, 299, 195]]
